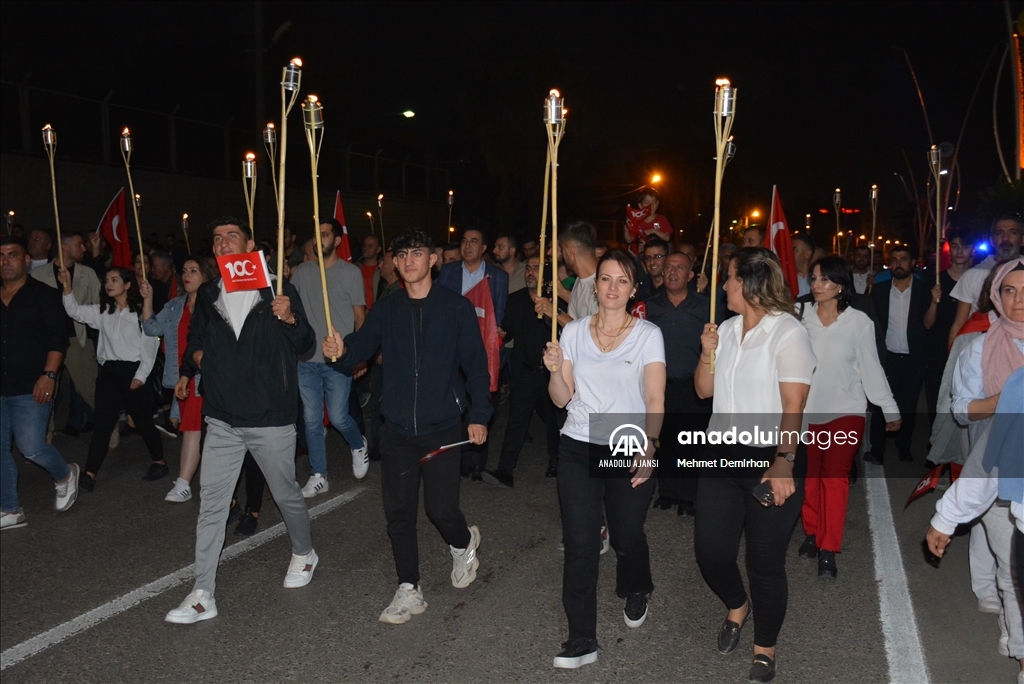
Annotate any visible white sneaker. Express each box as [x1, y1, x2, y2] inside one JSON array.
[[165, 479, 192, 503], [55, 463, 79, 512], [283, 549, 319, 588], [451, 525, 481, 588], [0, 510, 27, 530], [351, 437, 369, 480], [165, 589, 217, 624], [108, 429, 120, 451], [379, 583, 427, 624], [978, 595, 1001, 614], [301, 474, 329, 498]]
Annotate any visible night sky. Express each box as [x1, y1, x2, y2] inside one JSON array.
[[1, 1, 1019, 247]]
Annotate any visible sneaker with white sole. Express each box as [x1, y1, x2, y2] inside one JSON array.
[[283, 550, 319, 588], [301, 474, 329, 499], [165, 589, 217, 624], [165, 479, 192, 503], [553, 638, 598, 669], [55, 463, 80, 512], [352, 437, 369, 480], [978, 595, 1001, 614], [379, 583, 427, 624], [1, 510, 28, 530], [451, 525, 481, 588], [623, 592, 649, 627]]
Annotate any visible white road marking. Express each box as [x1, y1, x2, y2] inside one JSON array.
[[865, 463, 930, 684], [1, 486, 366, 671]]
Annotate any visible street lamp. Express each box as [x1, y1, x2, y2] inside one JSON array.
[[402, 110, 416, 118], [651, 173, 662, 184]]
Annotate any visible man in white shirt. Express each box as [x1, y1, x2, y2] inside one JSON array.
[[947, 214, 1021, 347], [292, 219, 369, 497], [534, 221, 599, 325]]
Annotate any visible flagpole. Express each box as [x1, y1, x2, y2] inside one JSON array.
[[543, 89, 566, 348], [709, 79, 737, 374], [928, 145, 943, 286], [302, 94, 335, 362], [119, 128, 146, 281], [536, 147, 550, 317], [40, 125, 64, 270], [276, 58, 302, 296], [181, 214, 191, 253], [868, 185, 878, 294], [242, 152, 257, 234]]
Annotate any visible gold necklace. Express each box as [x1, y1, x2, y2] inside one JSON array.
[[593, 313, 632, 352]]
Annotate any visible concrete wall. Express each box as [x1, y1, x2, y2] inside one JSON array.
[[0, 153, 450, 249]]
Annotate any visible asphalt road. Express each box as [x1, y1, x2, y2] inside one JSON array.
[[1, 401, 1017, 683]]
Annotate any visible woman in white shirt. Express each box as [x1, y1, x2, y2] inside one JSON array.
[[798, 257, 900, 579], [543, 250, 666, 670], [694, 247, 816, 683], [60, 266, 163, 491]]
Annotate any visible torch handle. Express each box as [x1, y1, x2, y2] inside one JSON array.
[[537, 147, 550, 318], [548, 126, 560, 348], [934, 172, 942, 287], [45, 148, 63, 271], [121, 150, 146, 282], [307, 127, 335, 362], [276, 86, 289, 296]]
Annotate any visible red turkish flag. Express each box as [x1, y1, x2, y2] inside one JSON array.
[[216, 251, 271, 292], [625, 203, 652, 256], [334, 190, 353, 263], [764, 186, 800, 300], [97, 188, 132, 269], [464, 278, 501, 393], [630, 301, 647, 319], [905, 462, 963, 509]]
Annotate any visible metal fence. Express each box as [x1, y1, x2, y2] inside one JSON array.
[[0, 80, 448, 200]]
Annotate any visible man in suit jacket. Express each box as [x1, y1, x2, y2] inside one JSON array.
[[436, 228, 508, 479], [31, 232, 101, 427], [868, 246, 941, 463]]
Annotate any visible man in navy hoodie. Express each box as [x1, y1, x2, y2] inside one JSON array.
[[323, 227, 493, 625]]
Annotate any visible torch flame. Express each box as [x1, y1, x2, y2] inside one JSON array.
[[182, 213, 188, 220], [449, 190, 453, 196], [549, 89, 560, 98], [122, 128, 130, 136], [290, 57, 302, 67], [307, 95, 318, 103], [366, 212, 372, 218], [715, 78, 731, 87], [266, 122, 275, 129], [377, 194, 384, 201], [42, 123, 53, 131], [245, 152, 256, 161]]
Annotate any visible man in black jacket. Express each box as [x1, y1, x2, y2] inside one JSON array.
[[324, 228, 492, 625], [868, 246, 940, 463], [165, 218, 318, 625]]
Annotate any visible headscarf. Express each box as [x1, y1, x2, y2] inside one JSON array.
[[982, 257, 1024, 397]]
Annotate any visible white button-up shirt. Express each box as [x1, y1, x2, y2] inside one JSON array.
[[63, 293, 159, 384], [707, 311, 816, 444], [885, 282, 913, 354], [460, 261, 486, 295]]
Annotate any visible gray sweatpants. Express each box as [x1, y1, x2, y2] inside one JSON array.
[[193, 417, 313, 595]]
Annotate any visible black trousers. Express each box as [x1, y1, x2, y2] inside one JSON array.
[[380, 423, 471, 586], [462, 391, 501, 473], [657, 378, 712, 503], [694, 444, 803, 648], [86, 361, 164, 475], [870, 352, 925, 459], [558, 436, 655, 642], [496, 366, 564, 474]]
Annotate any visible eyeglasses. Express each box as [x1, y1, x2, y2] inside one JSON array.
[[644, 254, 666, 261]]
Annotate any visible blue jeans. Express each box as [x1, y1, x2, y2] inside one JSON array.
[[1, 395, 70, 512], [297, 361, 364, 476]]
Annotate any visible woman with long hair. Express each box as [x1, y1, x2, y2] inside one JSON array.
[[542, 250, 666, 670], [140, 256, 219, 502], [694, 247, 816, 682], [798, 256, 900, 578], [59, 266, 164, 491]]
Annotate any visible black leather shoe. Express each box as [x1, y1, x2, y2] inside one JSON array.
[[818, 550, 837, 579], [481, 469, 514, 489], [235, 509, 259, 536], [677, 501, 696, 517], [717, 604, 751, 654], [652, 496, 674, 510], [142, 462, 169, 481], [470, 470, 484, 482], [798, 535, 817, 559], [748, 653, 776, 682]]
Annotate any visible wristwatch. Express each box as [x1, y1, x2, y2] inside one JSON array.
[[42, 371, 57, 381], [777, 451, 796, 463]]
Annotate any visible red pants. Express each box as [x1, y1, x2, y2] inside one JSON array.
[[801, 415, 865, 553]]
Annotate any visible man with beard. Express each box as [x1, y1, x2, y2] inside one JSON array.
[[868, 246, 941, 463], [291, 219, 369, 496], [534, 221, 599, 325], [851, 246, 874, 294], [493, 233, 526, 293], [947, 215, 1021, 346], [483, 255, 564, 487]]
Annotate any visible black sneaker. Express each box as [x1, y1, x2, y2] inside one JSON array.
[[818, 550, 837, 579], [623, 592, 649, 628], [235, 509, 259, 536], [553, 638, 598, 669], [677, 501, 696, 517], [155, 420, 178, 439], [142, 462, 169, 481], [798, 534, 817, 559], [481, 469, 514, 489]]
